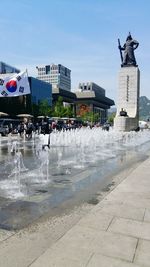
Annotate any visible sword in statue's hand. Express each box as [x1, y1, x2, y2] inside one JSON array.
[[118, 38, 123, 63]]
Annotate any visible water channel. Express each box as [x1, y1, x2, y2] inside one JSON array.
[[0, 128, 150, 230]]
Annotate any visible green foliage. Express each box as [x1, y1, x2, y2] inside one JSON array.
[[53, 96, 64, 117], [81, 112, 100, 123], [53, 96, 74, 118], [32, 97, 74, 118], [139, 96, 150, 120], [63, 105, 74, 117], [38, 99, 51, 116], [107, 112, 116, 124]]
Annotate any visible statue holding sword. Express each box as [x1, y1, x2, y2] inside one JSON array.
[[118, 32, 139, 67]]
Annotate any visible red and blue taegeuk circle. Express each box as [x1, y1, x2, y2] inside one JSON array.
[[6, 80, 17, 93]]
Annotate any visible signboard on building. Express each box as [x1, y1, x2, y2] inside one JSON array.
[[76, 103, 92, 116]]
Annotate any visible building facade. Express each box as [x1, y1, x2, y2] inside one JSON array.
[[29, 77, 52, 106], [0, 62, 114, 120], [75, 82, 114, 123], [0, 61, 52, 116], [0, 77, 52, 116], [78, 82, 105, 96], [36, 64, 71, 92], [0, 61, 20, 74]]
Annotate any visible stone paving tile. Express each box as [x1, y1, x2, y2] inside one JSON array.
[[109, 217, 150, 240], [0, 229, 15, 242], [114, 183, 150, 193], [90, 230, 138, 262], [30, 256, 84, 267], [95, 203, 145, 221], [103, 191, 150, 203], [144, 209, 150, 222], [30, 245, 92, 267], [127, 170, 150, 180], [87, 253, 141, 267], [134, 239, 150, 267], [122, 198, 150, 209], [30, 227, 138, 266], [52, 225, 97, 251], [107, 193, 150, 210], [93, 191, 150, 212], [77, 211, 113, 231]]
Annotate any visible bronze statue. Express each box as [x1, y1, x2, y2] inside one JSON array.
[[118, 33, 139, 66]]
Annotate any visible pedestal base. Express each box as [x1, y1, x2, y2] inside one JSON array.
[[114, 116, 139, 132], [114, 66, 140, 132]]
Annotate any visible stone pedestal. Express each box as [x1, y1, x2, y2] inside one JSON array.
[[114, 66, 140, 131]]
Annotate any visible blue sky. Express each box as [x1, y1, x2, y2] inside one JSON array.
[[0, 0, 150, 103]]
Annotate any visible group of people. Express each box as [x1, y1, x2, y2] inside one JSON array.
[[6, 117, 110, 139], [16, 119, 53, 139]]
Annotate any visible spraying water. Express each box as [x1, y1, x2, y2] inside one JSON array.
[[0, 128, 150, 200]]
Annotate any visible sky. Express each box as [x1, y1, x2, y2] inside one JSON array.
[[0, 0, 150, 104]]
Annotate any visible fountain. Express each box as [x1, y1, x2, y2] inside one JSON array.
[[35, 139, 50, 182], [0, 127, 150, 229]]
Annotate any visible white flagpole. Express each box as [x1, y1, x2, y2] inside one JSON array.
[[26, 68, 28, 77]]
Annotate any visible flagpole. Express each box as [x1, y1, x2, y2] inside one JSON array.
[[26, 68, 28, 77], [24, 68, 29, 110]]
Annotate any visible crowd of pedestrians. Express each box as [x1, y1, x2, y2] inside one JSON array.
[[1, 117, 111, 139]]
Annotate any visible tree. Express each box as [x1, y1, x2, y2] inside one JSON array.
[[52, 96, 74, 118], [108, 112, 116, 125], [38, 99, 51, 117], [63, 105, 74, 118], [81, 112, 100, 124], [53, 96, 63, 117]]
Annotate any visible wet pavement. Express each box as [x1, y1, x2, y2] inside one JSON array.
[[0, 132, 150, 230]]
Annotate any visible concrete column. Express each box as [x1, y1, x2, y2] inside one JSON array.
[[114, 66, 140, 131]]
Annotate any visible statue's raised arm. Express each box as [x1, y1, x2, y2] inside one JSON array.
[[133, 40, 139, 50], [118, 33, 139, 67]]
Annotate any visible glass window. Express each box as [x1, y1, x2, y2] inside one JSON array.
[[46, 65, 50, 74]]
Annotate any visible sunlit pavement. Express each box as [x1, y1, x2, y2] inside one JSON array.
[[27, 157, 150, 267]]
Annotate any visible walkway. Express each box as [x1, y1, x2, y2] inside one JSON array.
[[29, 157, 150, 267]]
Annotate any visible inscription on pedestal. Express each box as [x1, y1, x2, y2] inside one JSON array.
[[126, 75, 129, 102], [114, 66, 140, 131]]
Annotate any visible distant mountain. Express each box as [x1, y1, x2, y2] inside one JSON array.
[[139, 96, 150, 120], [108, 107, 116, 114], [108, 96, 150, 121]]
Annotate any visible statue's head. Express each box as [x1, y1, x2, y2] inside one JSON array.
[[126, 32, 132, 41]]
